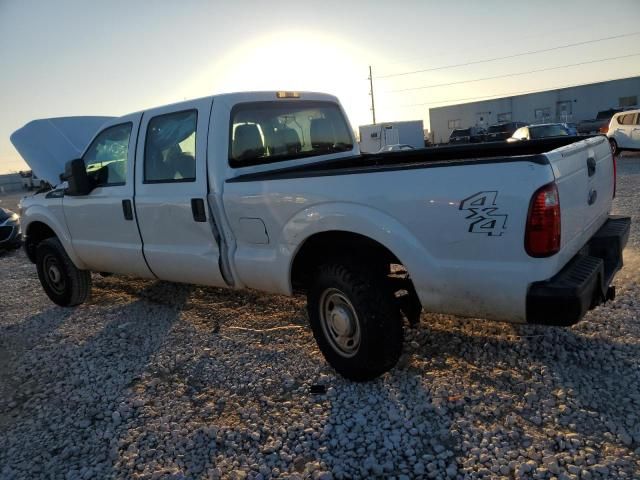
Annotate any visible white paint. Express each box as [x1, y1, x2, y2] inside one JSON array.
[[607, 109, 640, 151], [17, 91, 615, 324]]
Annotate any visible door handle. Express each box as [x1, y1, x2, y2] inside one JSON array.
[[122, 199, 133, 220], [191, 198, 206, 222], [587, 156, 596, 177]]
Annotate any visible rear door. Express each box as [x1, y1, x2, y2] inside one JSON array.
[[630, 113, 640, 148], [612, 113, 632, 148], [134, 98, 227, 287], [63, 113, 153, 277]]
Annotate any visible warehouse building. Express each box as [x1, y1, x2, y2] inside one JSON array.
[[0, 173, 23, 194], [429, 75, 640, 144]]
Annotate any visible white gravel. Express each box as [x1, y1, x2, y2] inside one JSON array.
[[0, 155, 639, 479]]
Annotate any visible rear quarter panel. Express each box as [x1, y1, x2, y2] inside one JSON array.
[[224, 159, 558, 323]]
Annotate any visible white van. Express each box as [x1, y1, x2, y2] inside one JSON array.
[[607, 109, 640, 155]]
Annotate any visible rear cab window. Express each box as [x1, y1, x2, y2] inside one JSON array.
[[229, 101, 353, 167]]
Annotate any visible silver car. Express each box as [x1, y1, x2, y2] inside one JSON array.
[[0, 208, 21, 250]]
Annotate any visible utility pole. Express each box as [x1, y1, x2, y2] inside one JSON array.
[[368, 65, 376, 125]]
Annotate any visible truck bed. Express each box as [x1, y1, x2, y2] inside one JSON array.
[[228, 135, 597, 183]]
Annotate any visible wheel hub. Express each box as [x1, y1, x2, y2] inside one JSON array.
[[48, 265, 61, 283], [329, 305, 354, 336], [43, 254, 66, 295], [320, 289, 361, 358]]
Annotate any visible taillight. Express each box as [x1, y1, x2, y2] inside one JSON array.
[[525, 183, 561, 257], [599, 125, 608, 134]]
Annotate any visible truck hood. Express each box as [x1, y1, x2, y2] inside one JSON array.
[[10, 116, 115, 186]]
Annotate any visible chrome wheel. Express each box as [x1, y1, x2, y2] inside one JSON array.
[[319, 288, 361, 357], [43, 254, 66, 295]]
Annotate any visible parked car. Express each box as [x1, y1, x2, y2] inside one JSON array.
[[0, 208, 21, 250], [562, 123, 579, 136], [607, 109, 640, 155], [449, 127, 485, 144], [485, 122, 528, 142], [377, 144, 415, 153], [508, 123, 570, 142], [12, 91, 629, 381], [18, 170, 48, 190], [577, 109, 622, 135]]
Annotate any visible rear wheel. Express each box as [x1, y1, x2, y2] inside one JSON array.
[[609, 138, 619, 156], [36, 238, 91, 306], [307, 261, 403, 381]]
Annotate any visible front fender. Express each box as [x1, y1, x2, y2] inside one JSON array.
[[22, 205, 87, 270], [278, 202, 436, 295]]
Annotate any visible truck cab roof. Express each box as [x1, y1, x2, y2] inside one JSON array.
[[10, 91, 343, 186]]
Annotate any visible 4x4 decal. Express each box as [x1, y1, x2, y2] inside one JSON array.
[[459, 191, 508, 236]]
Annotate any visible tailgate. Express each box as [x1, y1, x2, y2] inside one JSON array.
[[546, 136, 614, 255]]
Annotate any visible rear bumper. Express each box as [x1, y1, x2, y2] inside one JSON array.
[[526, 215, 631, 326]]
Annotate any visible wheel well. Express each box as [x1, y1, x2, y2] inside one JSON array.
[[25, 222, 56, 263], [290, 231, 402, 292]]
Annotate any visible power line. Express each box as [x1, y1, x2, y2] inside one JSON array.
[[388, 74, 640, 109], [386, 52, 640, 93], [375, 31, 640, 79], [376, 23, 593, 71]]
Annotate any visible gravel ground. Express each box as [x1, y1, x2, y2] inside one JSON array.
[[0, 155, 639, 480]]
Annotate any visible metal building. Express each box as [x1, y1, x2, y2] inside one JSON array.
[[428, 75, 640, 144], [0, 173, 23, 194]]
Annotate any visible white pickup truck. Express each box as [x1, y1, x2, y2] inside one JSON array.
[[11, 91, 631, 380]]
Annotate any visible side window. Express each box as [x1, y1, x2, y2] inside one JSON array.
[[144, 110, 197, 183], [83, 123, 132, 187], [618, 114, 635, 126]]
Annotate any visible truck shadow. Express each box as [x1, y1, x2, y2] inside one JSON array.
[[408, 296, 640, 474], [0, 281, 191, 479]]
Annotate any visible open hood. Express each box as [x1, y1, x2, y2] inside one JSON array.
[[10, 116, 115, 186]]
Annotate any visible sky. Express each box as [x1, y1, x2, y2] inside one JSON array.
[[1, 0, 639, 173]]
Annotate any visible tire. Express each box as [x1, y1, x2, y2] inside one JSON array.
[[36, 237, 91, 306], [307, 261, 403, 381], [609, 138, 619, 156]]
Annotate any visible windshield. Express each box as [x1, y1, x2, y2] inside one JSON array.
[[529, 124, 569, 139], [229, 101, 353, 167], [450, 129, 470, 137], [488, 124, 508, 133], [596, 109, 620, 120]]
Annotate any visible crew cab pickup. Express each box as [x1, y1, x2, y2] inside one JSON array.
[[11, 91, 631, 380]]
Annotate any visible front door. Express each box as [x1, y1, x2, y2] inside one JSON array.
[[630, 113, 640, 148], [476, 112, 490, 129], [134, 98, 226, 287], [383, 126, 399, 146], [63, 113, 153, 277]]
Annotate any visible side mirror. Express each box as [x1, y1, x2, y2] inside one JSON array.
[[63, 159, 93, 196]]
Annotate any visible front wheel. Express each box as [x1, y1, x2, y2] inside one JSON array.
[[307, 261, 403, 381], [36, 238, 91, 306], [609, 138, 619, 157]]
